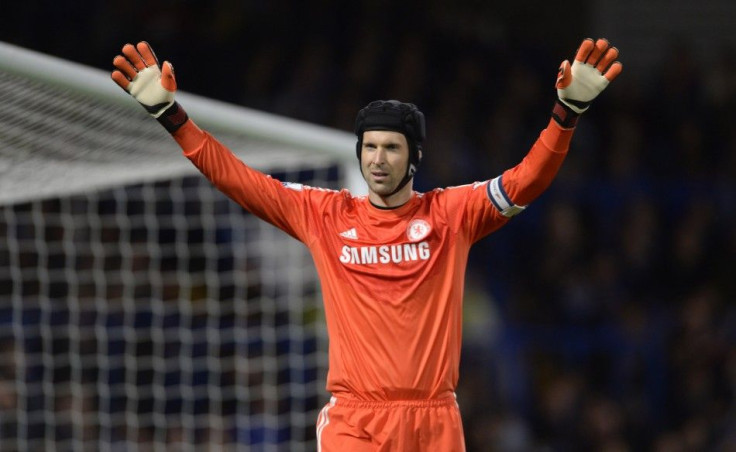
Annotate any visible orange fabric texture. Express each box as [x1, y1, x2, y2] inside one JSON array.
[[173, 118, 571, 403], [316, 396, 465, 451]]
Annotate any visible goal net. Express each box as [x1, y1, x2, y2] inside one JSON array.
[[0, 41, 361, 452]]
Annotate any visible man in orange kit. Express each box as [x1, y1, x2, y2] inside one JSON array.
[[112, 38, 621, 451]]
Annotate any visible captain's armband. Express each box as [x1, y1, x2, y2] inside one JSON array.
[[487, 175, 527, 217]]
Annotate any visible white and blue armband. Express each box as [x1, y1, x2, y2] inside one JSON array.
[[487, 175, 526, 217]]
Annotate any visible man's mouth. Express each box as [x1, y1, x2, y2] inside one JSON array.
[[371, 171, 388, 181]]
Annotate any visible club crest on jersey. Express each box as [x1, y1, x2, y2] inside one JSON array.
[[406, 219, 431, 242]]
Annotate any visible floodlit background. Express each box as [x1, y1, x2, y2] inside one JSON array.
[[2, 1, 736, 450]]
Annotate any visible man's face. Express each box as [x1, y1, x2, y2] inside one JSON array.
[[360, 130, 410, 199]]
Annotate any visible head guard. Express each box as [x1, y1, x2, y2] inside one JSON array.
[[354, 100, 426, 195]]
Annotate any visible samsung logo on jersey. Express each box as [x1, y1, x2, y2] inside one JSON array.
[[339, 242, 430, 265]]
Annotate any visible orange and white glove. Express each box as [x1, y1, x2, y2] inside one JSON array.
[[112, 41, 188, 133], [553, 38, 622, 127]]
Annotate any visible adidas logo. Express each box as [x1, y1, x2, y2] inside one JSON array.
[[339, 228, 358, 240]]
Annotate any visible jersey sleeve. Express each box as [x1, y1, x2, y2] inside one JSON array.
[[171, 119, 328, 244], [494, 118, 573, 209], [445, 118, 575, 243], [436, 182, 509, 244]]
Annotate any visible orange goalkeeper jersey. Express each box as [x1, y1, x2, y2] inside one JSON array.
[[174, 118, 572, 402]]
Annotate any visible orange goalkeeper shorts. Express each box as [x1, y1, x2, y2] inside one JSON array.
[[316, 395, 466, 452]]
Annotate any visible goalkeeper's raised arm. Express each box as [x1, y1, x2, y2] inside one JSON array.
[[490, 38, 622, 218], [112, 41, 313, 239]]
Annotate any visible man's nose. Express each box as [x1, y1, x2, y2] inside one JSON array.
[[371, 148, 386, 164]]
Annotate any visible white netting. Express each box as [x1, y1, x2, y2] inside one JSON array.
[[0, 41, 358, 451]]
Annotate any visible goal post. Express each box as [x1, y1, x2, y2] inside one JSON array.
[[0, 41, 361, 452], [0, 41, 365, 205]]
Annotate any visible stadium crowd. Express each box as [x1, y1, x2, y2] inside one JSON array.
[[2, 1, 735, 450]]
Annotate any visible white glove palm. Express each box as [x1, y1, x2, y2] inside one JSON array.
[[557, 38, 622, 114], [112, 42, 177, 118]]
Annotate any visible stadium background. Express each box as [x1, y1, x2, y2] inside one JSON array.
[[2, 0, 735, 450]]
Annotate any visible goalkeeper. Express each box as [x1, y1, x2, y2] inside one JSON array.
[[112, 38, 621, 451]]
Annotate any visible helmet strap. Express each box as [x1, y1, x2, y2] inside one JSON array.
[[386, 162, 416, 196]]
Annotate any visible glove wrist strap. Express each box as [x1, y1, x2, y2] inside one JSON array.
[[551, 100, 579, 128], [156, 102, 189, 134]]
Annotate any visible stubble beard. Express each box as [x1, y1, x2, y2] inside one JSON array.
[[363, 164, 404, 197]]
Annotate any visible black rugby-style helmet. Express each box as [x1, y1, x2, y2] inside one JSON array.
[[354, 100, 426, 194], [355, 100, 427, 195]]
